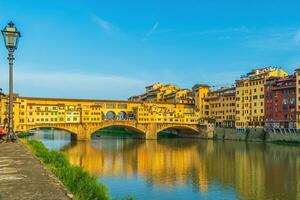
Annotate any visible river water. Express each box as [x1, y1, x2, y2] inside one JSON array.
[[30, 129, 300, 200]]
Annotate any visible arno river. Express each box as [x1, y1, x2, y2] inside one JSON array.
[[30, 129, 300, 200]]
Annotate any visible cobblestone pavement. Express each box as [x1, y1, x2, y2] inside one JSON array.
[[0, 141, 73, 200]]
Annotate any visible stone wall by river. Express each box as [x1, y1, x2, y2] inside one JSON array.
[[214, 127, 300, 143]]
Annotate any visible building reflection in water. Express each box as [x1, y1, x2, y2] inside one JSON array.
[[59, 138, 300, 200], [30, 129, 73, 150]]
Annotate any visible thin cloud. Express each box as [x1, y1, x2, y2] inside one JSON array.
[[94, 17, 111, 31], [0, 69, 146, 100], [91, 14, 118, 34], [183, 26, 249, 37], [146, 22, 159, 36], [241, 28, 299, 50], [294, 29, 300, 44], [142, 22, 159, 41]]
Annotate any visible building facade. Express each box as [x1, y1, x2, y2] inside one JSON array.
[[128, 82, 194, 104], [163, 89, 194, 104], [0, 96, 200, 133], [264, 75, 296, 129], [295, 69, 300, 129], [1, 66, 299, 133], [235, 67, 288, 129], [205, 87, 236, 128], [135, 103, 199, 124], [192, 84, 210, 119]]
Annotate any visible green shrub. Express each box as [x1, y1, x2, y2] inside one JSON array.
[[17, 131, 34, 138], [26, 140, 111, 200]]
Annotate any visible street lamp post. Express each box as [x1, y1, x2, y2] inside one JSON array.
[[1, 21, 21, 141]]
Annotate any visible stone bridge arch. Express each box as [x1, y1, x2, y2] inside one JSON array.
[[89, 120, 146, 138], [23, 121, 209, 141], [155, 124, 202, 138], [25, 124, 79, 139]]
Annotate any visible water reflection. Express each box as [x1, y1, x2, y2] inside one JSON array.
[[33, 130, 300, 200], [29, 129, 72, 150]]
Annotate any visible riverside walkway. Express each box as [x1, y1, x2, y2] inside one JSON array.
[[0, 141, 73, 200]]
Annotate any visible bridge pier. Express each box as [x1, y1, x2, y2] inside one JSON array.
[[73, 124, 91, 141], [143, 124, 158, 140]]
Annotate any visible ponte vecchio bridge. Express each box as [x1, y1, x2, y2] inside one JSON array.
[[0, 96, 212, 140]]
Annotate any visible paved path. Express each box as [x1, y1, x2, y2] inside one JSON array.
[[0, 141, 73, 200]]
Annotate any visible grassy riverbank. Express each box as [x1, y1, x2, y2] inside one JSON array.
[[24, 140, 134, 200], [17, 131, 34, 138]]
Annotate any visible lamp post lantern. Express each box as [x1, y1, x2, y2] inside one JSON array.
[[1, 21, 21, 141]]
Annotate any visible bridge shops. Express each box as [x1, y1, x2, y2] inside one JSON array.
[[0, 96, 209, 140]]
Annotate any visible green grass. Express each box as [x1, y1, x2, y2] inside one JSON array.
[[25, 140, 134, 200], [17, 131, 34, 138]]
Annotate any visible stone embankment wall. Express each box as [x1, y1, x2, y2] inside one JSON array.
[[214, 128, 300, 143]]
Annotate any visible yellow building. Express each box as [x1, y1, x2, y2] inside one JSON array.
[[141, 82, 169, 102], [136, 103, 199, 124], [295, 69, 300, 129], [205, 87, 236, 128], [235, 67, 288, 129], [0, 96, 200, 132], [129, 82, 194, 104], [163, 89, 194, 104], [128, 95, 142, 102], [157, 84, 180, 102], [192, 84, 210, 119]]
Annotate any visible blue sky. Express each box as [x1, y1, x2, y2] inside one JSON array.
[[0, 0, 300, 99]]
